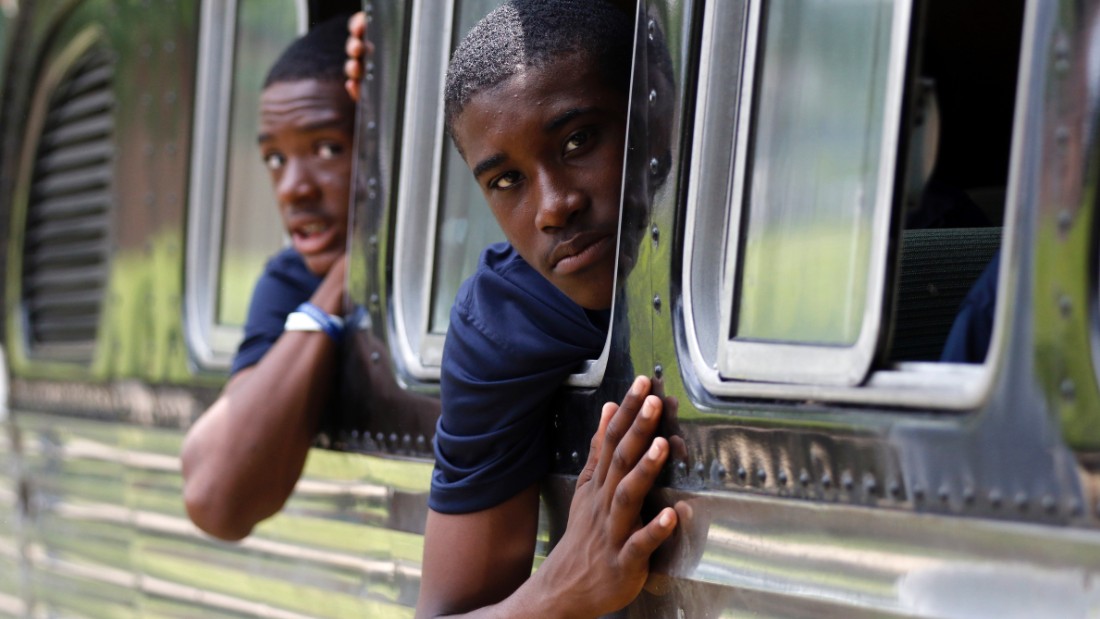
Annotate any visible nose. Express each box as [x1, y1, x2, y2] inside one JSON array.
[[276, 157, 320, 206], [533, 169, 587, 231]]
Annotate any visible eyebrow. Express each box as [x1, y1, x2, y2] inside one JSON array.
[[545, 107, 595, 132], [472, 153, 506, 180], [257, 118, 351, 144], [471, 107, 598, 179]]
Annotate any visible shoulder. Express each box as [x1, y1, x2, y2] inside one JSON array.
[[448, 243, 604, 365]]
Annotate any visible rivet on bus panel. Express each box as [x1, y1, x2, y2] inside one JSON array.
[[1061, 378, 1076, 401], [1059, 294, 1072, 318], [1066, 497, 1082, 517], [1041, 495, 1057, 514], [888, 479, 901, 498], [1058, 210, 1073, 232], [863, 473, 877, 495], [712, 460, 727, 480]]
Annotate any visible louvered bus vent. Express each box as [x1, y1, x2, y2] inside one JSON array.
[[21, 47, 115, 362]]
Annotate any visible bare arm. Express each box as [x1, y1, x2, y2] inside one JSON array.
[[181, 256, 346, 540], [416, 376, 678, 619]]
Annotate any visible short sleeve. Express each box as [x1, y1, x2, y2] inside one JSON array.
[[230, 248, 322, 376], [430, 244, 608, 514]]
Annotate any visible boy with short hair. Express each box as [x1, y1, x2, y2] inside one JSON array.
[[399, 2, 681, 616], [181, 16, 356, 541]]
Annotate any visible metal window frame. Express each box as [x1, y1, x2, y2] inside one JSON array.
[[716, 0, 912, 387], [680, 0, 1032, 409], [184, 0, 307, 371], [391, 0, 612, 386]]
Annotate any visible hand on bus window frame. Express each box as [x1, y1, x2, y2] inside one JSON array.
[[416, 376, 684, 619], [344, 11, 372, 101]]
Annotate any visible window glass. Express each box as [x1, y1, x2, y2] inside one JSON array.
[[735, 0, 894, 345], [217, 1, 299, 326], [427, 0, 507, 334]]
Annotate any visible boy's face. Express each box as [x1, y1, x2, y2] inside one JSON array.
[[259, 79, 355, 276], [451, 54, 629, 310]]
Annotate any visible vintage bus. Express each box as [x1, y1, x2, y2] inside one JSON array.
[[1, 0, 1099, 616]]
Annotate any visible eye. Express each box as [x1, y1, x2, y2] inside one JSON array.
[[490, 171, 522, 190], [564, 130, 591, 154], [318, 142, 345, 160], [263, 152, 286, 171]]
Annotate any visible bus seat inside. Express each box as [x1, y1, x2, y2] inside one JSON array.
[[888, 227, 1001, 362]]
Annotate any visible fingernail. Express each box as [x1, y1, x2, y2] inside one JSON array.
[[648, 441, 662, 461], [641, 400, 653, 419], [658, 509, 673, 528], [631, 376, 644, 395]]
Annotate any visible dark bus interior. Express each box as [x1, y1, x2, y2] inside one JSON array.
[[886, 0, 1026, 363]]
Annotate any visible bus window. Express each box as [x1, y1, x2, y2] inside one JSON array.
[[185, 0, 305, 369], [715, 0, 911, 385], [682, 0, 1024, 408], [428, 0, 508, 340]]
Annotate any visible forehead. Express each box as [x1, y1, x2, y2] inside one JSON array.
[[452, 55, 626, 153], [259, 79, 354, 131]]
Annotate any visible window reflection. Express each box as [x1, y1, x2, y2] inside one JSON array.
[[736, 0, 894, 345], [428, 0, 508, 334], [217, 1, 299, 326]]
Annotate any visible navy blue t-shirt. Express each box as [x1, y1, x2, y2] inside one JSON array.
[[432, 243, 609, 514], [230, 247, 323, 376], [941, 252, 999, 364]]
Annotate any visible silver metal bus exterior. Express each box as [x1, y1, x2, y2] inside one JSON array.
[[2, 0, 1100, 617]]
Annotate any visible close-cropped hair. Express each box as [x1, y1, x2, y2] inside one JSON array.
[[264, 15, 353, 88], [443, 0, 633, 137]]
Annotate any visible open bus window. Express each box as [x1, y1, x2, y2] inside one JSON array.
[[714, 0, 910, 386], [681, 0, 1022, 408], [391, 0, 611, 387], [184, 0, 305, 370]]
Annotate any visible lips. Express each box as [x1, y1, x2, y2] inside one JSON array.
[[549, 230, 616, 275], [287, 213, 337, 257]]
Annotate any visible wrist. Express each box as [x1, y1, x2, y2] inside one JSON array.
[[284, 302, 344, 343]]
